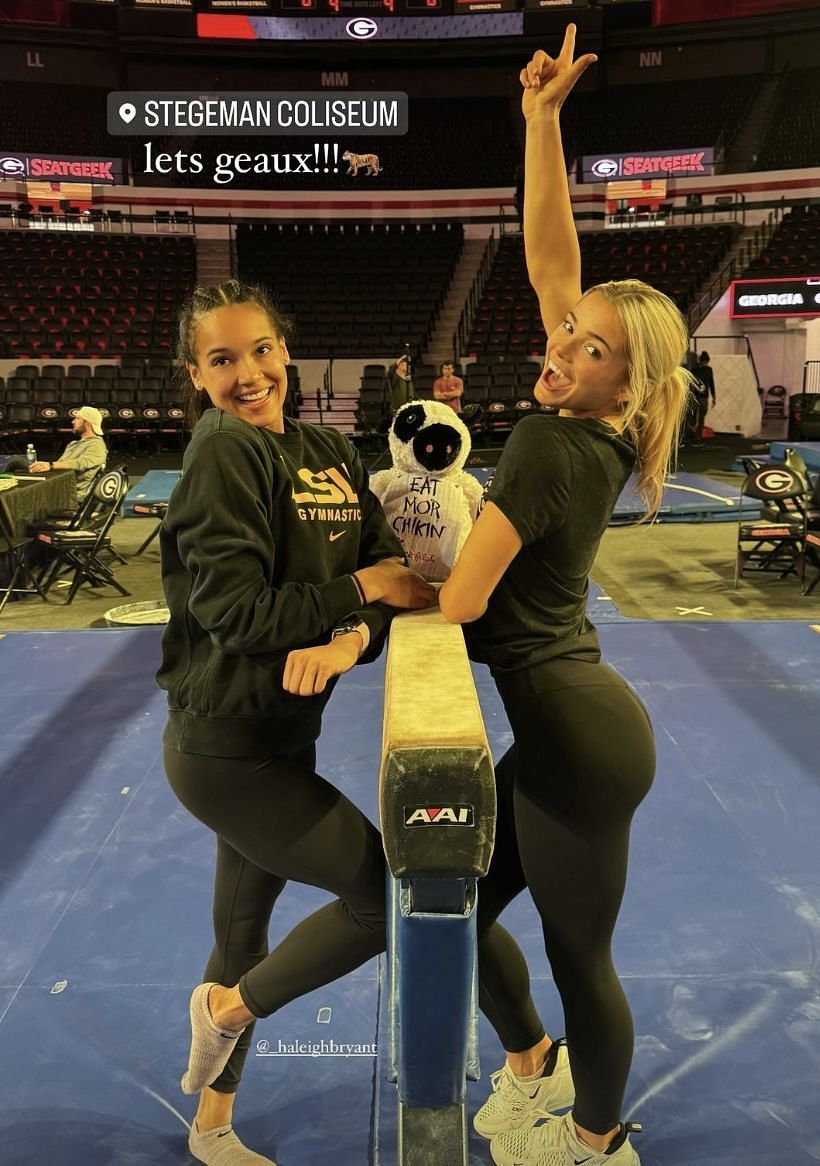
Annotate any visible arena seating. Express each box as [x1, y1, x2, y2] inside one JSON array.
[[0, 358, 183, 452], [755, 68, 820, 172], [0, 230, 196, 359], [561, 74, 761, 168], [0, 357, 305, 452], [0, 83, 114, 159], [236, 221, 464, 357], [741, 205, 820, 278], [465, 225, 736, 358]]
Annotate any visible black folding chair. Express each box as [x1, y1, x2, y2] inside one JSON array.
[[0, 494, 49, 615], [26, 466, 108, 533], [735, 465, 807, 587], [26, 465, 128, 569], [36, 468, 130, 604]]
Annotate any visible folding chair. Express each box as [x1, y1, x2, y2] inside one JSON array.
[[735, 465, 807, 587], [762, 385, 787, 418], [26, 466, 108, 533], [36, 467, 130, 604], [759, 448, 813, 524], [27, 465, 128, 570], [0, 494, 49, 615]]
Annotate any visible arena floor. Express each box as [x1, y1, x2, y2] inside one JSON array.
[[1, 618, 818, 1165]]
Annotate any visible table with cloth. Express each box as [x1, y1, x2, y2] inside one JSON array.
[[0, 470, 77, 541]]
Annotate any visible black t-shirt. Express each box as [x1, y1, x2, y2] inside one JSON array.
[[692, 365, 715, 400], [465, 414, 635, 675]]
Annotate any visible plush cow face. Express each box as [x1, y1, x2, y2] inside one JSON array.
[[388, 399, 472, 477]]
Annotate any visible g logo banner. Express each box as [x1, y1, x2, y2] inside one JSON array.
[[591, 158, 619, 179], [346, 17, 378, 38]]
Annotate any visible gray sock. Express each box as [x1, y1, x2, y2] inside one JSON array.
[[188, 1121, 276, 1166], [181, 983, 245, 1095]]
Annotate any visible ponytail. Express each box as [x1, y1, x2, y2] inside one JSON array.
[[590, 280, 694, 520]]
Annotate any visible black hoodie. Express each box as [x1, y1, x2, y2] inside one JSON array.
[[157, 409, 403, 758]]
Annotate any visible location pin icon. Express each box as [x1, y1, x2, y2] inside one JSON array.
[[119, 103, 136, 124]]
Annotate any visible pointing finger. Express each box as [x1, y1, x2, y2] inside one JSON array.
[[559, 23, 577, 64]]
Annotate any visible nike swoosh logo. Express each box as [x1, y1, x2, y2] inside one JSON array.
[[574, 1158, 593, 1164], [329, 530, 346, 541], [217, 1131, 230, 1138]]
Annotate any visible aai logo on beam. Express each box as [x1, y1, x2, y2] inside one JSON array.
[[404, 805, 475, 827]]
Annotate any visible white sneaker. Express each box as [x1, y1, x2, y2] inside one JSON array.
[[188, 1121, 277, 1165], [474, 1039, 575, 1139], [490, 1110, 641, 1166]]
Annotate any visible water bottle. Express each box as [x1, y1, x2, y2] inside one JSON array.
[[26, 443, 36, 468]]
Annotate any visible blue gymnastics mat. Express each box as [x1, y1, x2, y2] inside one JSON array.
[[613, 472, 759, 523], [120, 466, 753, 526], [121, 470, 182, 516], [1, 620, 820, 1164], [471, 468, 758, 523], [769, 441, 820, 470]]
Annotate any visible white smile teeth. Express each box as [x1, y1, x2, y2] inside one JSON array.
[[546, 360, 570, 384], [238, 388, 270, 403]]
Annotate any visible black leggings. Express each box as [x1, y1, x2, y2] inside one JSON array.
[[476, 657, 656, 1134], [164, 744, 387, 1093]]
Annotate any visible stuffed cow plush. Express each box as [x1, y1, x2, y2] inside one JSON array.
[[369, 399, 484, 581]]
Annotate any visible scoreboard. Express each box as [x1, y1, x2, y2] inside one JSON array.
[[194, 3, 527, 33], [201, 0, 447, 10], [72, 0, 592, 16], [195, 0, 449, 9]]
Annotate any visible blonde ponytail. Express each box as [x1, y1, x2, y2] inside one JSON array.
[[589, 280, 694, 519]]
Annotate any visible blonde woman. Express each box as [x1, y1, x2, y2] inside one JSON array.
[[439, 26, 692, 1166]]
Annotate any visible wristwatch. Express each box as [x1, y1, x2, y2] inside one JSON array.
[[331, 615, 368, 655]]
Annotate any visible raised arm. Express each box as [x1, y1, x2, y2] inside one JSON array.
[[521, 25, 597, 336]]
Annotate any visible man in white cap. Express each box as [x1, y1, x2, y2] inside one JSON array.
[[30, 406, 108, 502]]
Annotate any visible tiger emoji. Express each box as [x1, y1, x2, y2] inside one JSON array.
[[342, 150, 382, 177]]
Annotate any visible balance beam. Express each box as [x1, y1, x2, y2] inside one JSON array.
[[379, 607, 496, 1166]]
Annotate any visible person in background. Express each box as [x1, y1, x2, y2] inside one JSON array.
[[385, 354, 414, 413], [691, 350, 716, 441], [29, 405, 107, 502], [433, 361, 465, 413]]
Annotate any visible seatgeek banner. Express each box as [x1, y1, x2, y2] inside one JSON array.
[[0, 152, 124, 185], [580, 148, 714, 183]]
